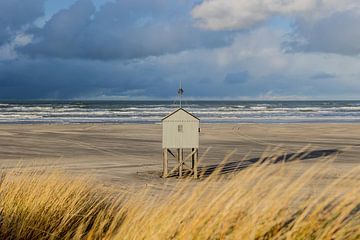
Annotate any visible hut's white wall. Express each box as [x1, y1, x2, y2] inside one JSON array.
[[162, 109, 199, 149]]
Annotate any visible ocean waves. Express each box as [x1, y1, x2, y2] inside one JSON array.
[[0, 101, 359, 124]]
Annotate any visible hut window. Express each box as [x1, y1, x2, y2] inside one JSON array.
[[178, 125, 183, 132]]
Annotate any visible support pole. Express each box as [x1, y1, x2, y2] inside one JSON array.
[[178, 148, 183, 178], [162, 148, 168, 178], [191, 148, 195, 169], [194, 148, 198, 179]]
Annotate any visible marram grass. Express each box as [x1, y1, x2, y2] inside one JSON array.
[[0, 152, 359, 239]]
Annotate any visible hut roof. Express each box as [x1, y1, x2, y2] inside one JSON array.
[[162, 108, 200, 121]]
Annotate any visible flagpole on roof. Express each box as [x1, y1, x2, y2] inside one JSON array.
[[178, 80, 184, 108]]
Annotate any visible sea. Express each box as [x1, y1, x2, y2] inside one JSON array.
[[0, 100, 359, 124]]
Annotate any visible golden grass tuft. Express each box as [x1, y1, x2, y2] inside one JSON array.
[[0, 151, 359, 239]]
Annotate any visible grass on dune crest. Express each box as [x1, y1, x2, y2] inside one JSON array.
[[0, 149, 359, 240]]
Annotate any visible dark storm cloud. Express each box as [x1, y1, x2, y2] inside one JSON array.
[[311, 73, 336, 80], [287, 12, 360, 55], [21, 0, 96, 59], [0, 57, 260, 100], [224, 71, 249, 84], [0, 58, 178, 99], [20, 0, 232, 60], [0, 0, 45, 45]]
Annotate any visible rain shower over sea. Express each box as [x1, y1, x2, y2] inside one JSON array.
[[0, 101, 359, 124]]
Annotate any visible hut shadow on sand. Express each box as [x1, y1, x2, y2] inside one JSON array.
[[197, 149, 341, 177]]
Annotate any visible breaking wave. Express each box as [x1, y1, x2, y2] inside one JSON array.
[[0, 101, 359, 124]]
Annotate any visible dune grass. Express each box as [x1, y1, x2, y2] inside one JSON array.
[[0, 151, 359, 239]]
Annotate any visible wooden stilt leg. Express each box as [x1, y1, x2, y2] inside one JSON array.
[[162, 148, 168, 178], [191, 148, 195, 169], [194, 149, 198, 179], [179, 148, 183, 178], [177, 149, 180, 176]]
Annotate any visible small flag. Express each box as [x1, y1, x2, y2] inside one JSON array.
[[178, 88, 184, 95]]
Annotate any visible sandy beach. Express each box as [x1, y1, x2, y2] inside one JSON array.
[[0, 123, 359, 188]]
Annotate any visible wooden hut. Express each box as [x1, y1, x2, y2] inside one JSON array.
[[162, 108, 200, 178]]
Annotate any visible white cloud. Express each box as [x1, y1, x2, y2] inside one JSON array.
[[192, 0, 360, 30], [0, 33, 32, 60]]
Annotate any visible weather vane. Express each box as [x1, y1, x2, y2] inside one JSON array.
[[178, 80, 184, 108]]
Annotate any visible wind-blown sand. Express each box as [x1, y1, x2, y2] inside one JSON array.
[[0, 123, 359, 188]]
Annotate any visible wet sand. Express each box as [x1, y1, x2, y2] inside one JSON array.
[[0, 123, 359, 188]]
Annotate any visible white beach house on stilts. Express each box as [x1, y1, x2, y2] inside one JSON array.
[[161, 83, 200, 178]]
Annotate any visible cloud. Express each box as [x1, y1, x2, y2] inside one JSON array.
[[0, 0, 44, 27], [191, 0, 359, 30], [288, 11, 360, 55], [22, 0, 96, 59], [192, 0, 312, 30], [0, 0, 45, 45], [0, 34, 33, 60], [0, 58, 174, 99], [3, 27, 360, 100], [20, 0, 232, 60], [192, 0, 360, 56], [224, 71, 249, 84], [311, 73, 336, 80], [1, 0, 360, 100]]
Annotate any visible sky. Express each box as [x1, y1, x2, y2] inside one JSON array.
[[0, 0, 359, 100]]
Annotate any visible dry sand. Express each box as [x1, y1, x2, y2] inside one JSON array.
[[0, 123, 359, 188]]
